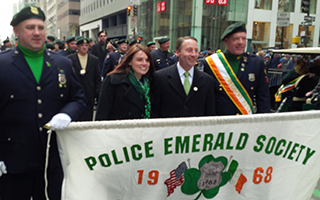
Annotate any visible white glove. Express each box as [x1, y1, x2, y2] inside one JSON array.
[[0, 161, 7, 177], [49, 113, 72, 131]]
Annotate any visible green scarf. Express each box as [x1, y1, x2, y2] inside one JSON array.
[[18, 42, 45, 83], [128, 68, 151, 119], [225, 50, 242, 75], [67, 48, 75, 54]]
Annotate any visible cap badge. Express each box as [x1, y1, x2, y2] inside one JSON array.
[[30, 6, 39, 15]]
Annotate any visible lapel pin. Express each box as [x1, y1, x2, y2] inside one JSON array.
[[46, 61, 51, 67], [47, 52, 50, 56], [193, 87, 198, 91], [14, 51, 18, 54], [243, 56, 247, 62]]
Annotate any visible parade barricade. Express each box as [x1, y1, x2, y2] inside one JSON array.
[[56, 111, 320, 200]]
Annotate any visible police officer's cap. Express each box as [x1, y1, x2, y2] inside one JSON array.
[[98, 30, 107, 37], [47, 35, 55, 42], [10, 6, 46, 26], [129, 39, 140, 46], [111, 41, 118, 49], [54, 39, 64, 45], [158, 38, 170, 44], [87, 38, 92, 42], [76, 37, 88, 45], [3, 39, 10, 44], [146, 41, 156, 46], [118, 39, 128, 45], [112, 38, 119, 42], [46, 43, 55, 50], [221, 22, 246, 41], [66, 36, 76, 43]]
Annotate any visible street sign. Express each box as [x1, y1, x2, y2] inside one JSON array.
[[131, 17, 136, 25], [277, 12, 290, 27], [301, 21, 312, 26], [304, 16, 315, 21]]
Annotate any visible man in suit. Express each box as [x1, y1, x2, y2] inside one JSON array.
[[151, 37, 178, 70], [203, 22, 270, 115], [90, 30, 109, 72], [0, 6, 86, 199], [152, 36, 215, 118], [57, 36, 77, 56], [101, 39, 128, 79], [67, 38, 101, 121]]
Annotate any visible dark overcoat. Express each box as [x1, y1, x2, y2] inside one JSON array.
[[0, 47, 86, 174], [96, 73, 146, 120], [151, 64, 216, 118], [67, 53, 101, 121]]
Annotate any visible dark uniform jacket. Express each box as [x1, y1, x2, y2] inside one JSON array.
[[203, 52, 271, 115], [90, 42, 109, 72], [151, 64, 216, 118], [101, 51, 125, 79], [57, 48, 74, 56], [0, 47, 86, 174], [151, 48, 178, 70], [67, 53, 101, 121], [96, 73, 146, 120]]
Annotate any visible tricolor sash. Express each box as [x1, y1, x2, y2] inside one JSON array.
[[205, 52, 253, 115], [274, 75, 305, 102]]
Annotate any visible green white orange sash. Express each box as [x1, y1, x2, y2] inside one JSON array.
[[274, 75, 305, 102], [206, 53, 253, 115]]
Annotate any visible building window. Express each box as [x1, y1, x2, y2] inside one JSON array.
[[278, 0, 295, 12], [255, 0, 272, 10], [275, 25, 293, 49], [252, 21, 270, 51]]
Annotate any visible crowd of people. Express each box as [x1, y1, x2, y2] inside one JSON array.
[[0, 5, 320, 200]]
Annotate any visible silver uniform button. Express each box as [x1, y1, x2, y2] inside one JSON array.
[[8, 138, 11, 141], [10, 94, 14, 98], [39, 127, 43, 131], [38, 99, 42, 104], [60, 94, 64, 97], [38, 113, 43, 118], [37, 86, 41, 91]]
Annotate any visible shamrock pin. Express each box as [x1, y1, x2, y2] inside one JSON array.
[[181, 155, 236, 199]]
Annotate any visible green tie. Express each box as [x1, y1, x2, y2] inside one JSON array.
[[184, 71, 191, 95]]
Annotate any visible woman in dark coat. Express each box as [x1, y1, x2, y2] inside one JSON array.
[[96, 45, 155, 120], [281, 59, 318, 111]]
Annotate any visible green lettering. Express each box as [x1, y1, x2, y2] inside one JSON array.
[[131, 145, 142, 160], [164, 138, 173, 155], [176, 136, 190, 153], [303, 148, 316, 165], [236, 133, 248, 150], [295, 145, 305, 162], [192, 134, 201, 152], [98, 154, 111, 167], [213, 132, 225, 150], [265, 137, 276, 154], [253, 135, 266, 152], [145, 141, 154, 158], [283, 141, 292, 158], [112, 150, 123, 164], [203, 133, 214, 151], [84, 156, 97, 171], [275, 139, 286, 156], [288, 143, 299, 160], [123, 147, 130, 162], [226, 132, 234, 150]]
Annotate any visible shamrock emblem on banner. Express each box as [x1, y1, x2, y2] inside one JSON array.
[[181, 155, 234, 199]]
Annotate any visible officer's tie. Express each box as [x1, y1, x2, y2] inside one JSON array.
[[184, 71, 191, 95]]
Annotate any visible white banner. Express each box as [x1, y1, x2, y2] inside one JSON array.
[[56, 111, 320, 200]]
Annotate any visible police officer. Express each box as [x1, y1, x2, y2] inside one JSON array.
[[1, 39, 12, 51], [146, 41, 156, 52], [57, 36, 77, 56], [101, 39, 128, 79], [203, 22, 270, 115], [91, 30, 109, 72], [151, 37, 177, 70], [0, 6, 86, 199], [47, 35, 55, 43]]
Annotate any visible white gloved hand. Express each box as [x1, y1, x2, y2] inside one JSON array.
[[49, 113, 72, 131], [0, 161, 7, 177]]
